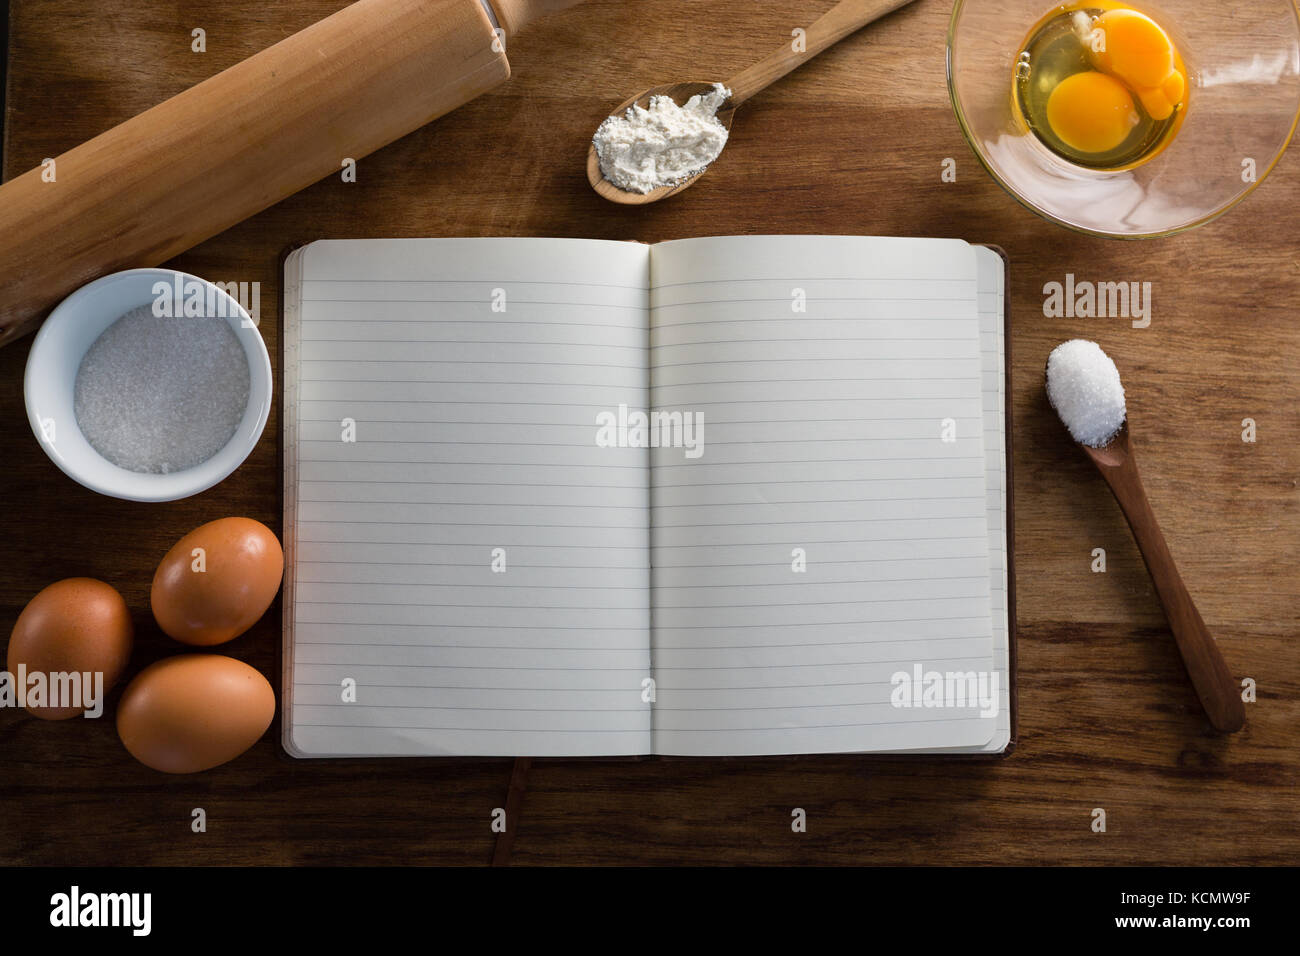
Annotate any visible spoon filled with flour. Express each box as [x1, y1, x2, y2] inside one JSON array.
[[586, 0, 920, 204], [592, 83, 733, 196]]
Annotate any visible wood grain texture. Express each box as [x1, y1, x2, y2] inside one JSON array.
[[491, 0, 589, 36], [0, 0, 511, 346], [586, 0, 917, 204], [1082, 427, 1246, 734], [2, 0, 1297, 867], [725, 0, 917, 105]]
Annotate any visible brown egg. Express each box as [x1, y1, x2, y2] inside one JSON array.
[[116, 654, 275, 773], [7, 578, 133, 720], [151, 517, 283, 646]]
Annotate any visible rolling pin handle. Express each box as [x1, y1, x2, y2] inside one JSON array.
[[488, 0, 586, 37]]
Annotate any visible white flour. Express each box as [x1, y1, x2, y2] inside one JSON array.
[[593, 83, 731, 193]]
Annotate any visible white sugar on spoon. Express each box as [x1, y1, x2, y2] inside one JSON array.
[[1045, 340, 1244, 732], [1046, 339, 1126, 447]]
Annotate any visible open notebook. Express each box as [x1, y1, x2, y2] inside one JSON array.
[[281, 236, 1014, 758]]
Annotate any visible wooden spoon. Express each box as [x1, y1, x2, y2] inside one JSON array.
[[587, 0, 917, 204], [1077, 423, 1246, 733]]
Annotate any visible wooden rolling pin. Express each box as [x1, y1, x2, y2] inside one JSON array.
[[0, 0, 584, 347]]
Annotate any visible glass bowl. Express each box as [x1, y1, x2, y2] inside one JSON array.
[[948, 0, 1300, 238]]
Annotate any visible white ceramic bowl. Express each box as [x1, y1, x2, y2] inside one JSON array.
[[24, 268, 272, 502]]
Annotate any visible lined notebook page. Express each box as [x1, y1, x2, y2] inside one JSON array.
[[283, 238, 653, 757], [908, 245, 1011, 754], [973, 246, 1011, 751], [647, 236, 997, 756]]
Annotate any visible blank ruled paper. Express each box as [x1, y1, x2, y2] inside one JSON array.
[[283, 239, 653, 756], [647, 237, 997, 755], [972, 246, 1012, 752], [906, 245, 1010, 754], [281, 236, 1011, 759]]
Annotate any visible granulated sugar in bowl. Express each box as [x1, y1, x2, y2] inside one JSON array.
[[24, 269, 272, 502]]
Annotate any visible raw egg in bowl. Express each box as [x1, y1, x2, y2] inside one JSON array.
[[948, 0, 1300, 237]]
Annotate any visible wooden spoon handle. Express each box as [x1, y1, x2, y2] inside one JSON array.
[[1097, 457, 1246, 732], [725, 0, 917, 106]]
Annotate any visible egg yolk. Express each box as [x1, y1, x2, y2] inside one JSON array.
[[1089, 9, 1186, 121], [1046, 70, 1140, 154]]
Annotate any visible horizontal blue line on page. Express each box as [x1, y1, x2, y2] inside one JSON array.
[[297, 581, 639, 589], [295, 623, 647, 630], [305, 340, 648, 348], [295, 417, 982, 426], [652, 276, 975, 288], [299, 380, 638, 388], [298, 599, 980, 613], [291, 680, 1007, 693], [654, 576, 990, 588], [292, 661, 646, 670], [293, 725, 643, 732], [297, 500, 640, 508], [293, 476, 973, 488], [303, 359, 645, 368], [656, 637, 991, 650], [294, 397, 982, 405], [293, 576, 987, 589], [650, 378, 982, 386], [650, 337, 976, 347], [293, 635, 989, 649], [298, 480, 640, 487], [654, 457, 983, 467], [298, 439, 979, 447], [655, 515, 987, 527], [291, 653, 988, 675], [302, 299, 641, 309], [298, 705, 651, 712], [658, 715, 989, 731], [298, 515, 979, 528], [290, 689, 983, 710], [651, 317, 978, 327], [651, 615, 986, 628], [295, 538, 984, 551], [297, 496, 980, 508], [650, 555, 989, 567], [652, 297, 970, 308], [294, 461, 643, 469], [655, 358, 978, 367], [654, 595, 988, 609], [296, 541, 645, 549], [299, 561, 651, 569], [300, 319, 642, 328], [291, 714, 982, 731], [304, 278, 645, 289], [293, 616, 981, 630]]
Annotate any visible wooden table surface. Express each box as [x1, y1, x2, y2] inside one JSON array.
[[2, 0, 1297, 867]]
